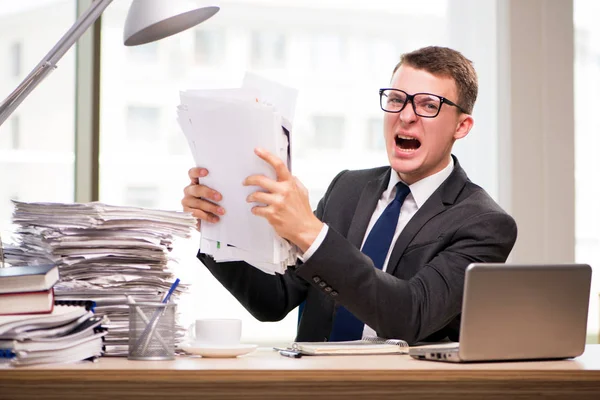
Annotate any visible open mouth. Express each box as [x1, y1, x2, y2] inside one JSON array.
[[395, 135, 421, 151]]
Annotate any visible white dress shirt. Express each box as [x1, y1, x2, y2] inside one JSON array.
[[301, 157, 455, 338]]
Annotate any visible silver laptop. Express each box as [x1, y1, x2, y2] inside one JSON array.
[[409, 263, 591, 362]]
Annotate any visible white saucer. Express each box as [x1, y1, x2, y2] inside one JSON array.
[[179, 342, 258, 358]]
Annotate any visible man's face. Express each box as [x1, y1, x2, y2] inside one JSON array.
[[383, 65, 473, 184]]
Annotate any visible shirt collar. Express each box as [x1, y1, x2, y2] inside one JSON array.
[[386, 156, 455, 208]]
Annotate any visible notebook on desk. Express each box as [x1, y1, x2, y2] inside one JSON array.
[[409, 263, 592, 363], [288, 336, 409, 356]]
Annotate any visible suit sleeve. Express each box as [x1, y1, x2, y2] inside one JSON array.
[[293, 210, 518, 344], [199, 254, 308, 321], [198, 169, 349, 322]]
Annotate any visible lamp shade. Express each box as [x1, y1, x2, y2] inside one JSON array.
[[124, 0, 219, 46]]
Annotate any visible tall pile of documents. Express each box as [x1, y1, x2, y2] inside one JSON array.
[[6, 201, 196, 356], [178, 72, 299, 275]]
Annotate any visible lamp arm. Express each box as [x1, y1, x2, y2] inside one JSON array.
[[0, 0, 114, 128]]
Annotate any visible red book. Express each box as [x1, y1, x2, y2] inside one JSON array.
[[0, 288, 54, 316]]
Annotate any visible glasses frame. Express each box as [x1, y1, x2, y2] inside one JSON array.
[[379, 88, 468, 118]]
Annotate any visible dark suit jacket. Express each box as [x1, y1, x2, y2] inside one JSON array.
[[199, 156, 518, 344]]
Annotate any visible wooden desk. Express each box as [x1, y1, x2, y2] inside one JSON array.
[[2, 345, 600, 400]]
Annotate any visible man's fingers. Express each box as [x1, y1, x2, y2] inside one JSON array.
[[250, 205, 269, 218], [183, 196, 225, 217], [243, 175, 279, 193], [184, 183, 222, 202], [254, 148, 292, 181], [188, 167, 208, 184], [183, 205, 221, 223], [247, 190, 279, 205]]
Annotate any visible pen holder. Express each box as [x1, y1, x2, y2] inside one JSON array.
[[128, 302, 176, 361]]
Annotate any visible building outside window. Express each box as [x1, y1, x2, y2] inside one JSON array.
[[311, 33, 346, 72], [10, 115, 20, 149], [312, 115, 345, 150], [10, 42, 22, 77], [194, 29, 224, 66], [127, 41, 158, 63], [125, 185, 159, 209], [250, 31, 286, 69], [0, 0, 76, 233], [365, 117, 384, 151], [126, 106, 160, 140]]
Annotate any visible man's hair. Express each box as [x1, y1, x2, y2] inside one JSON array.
[[393, 46, 478, 115]]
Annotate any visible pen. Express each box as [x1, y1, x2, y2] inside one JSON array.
[[161, 278, 180, 304], [279, 350, 302, 358]]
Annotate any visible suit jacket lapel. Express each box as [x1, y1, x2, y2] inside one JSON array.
[[387, 156, 469, 276], [346, 169, 391, 249]]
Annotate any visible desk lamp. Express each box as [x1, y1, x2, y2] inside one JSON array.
[[0, 0, 219, 127]]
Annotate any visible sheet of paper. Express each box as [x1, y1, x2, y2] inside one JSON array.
[[184, 99, 281, 257], [242, 72, 298, 132]]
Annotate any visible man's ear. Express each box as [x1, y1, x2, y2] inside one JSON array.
[[453, 114, 474, 140]]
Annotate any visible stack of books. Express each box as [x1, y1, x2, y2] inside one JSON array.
[[0, 264, 105, 366], [0, 264, 59, 316]]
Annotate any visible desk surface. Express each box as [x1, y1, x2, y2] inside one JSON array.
[[3, 344, 600, 399]]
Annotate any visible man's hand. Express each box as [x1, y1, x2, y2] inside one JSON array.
[[182, 167, 226, 230], [243, 148, 324, 253]]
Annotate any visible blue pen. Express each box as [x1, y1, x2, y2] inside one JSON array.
[[161, 278, 180, 303]]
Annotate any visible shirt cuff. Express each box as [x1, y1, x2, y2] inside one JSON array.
[[298, 224, 329, 262]]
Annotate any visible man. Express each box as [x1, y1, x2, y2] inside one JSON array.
[[182, 46, 517, 344]]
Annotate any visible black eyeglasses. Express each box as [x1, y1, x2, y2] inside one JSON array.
[[379, 88, 467, 118]]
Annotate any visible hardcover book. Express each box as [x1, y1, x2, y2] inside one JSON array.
[[0, 289, 54, 316], [0, 264, 59, 294]]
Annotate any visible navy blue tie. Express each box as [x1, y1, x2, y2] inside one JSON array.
[[329, 181, 411, 341]]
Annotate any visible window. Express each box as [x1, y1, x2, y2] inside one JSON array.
[[126, 106, 160, 140], [99, 0, 503, 345], [194, 29, 224, 65], [125, 185, 159, 209], [367, 39, 400, 76], [10, 115, 20, 149], [311, 34, 345, 72], [365, 117, 384, 151], [250, 31, 286, 68], [312, 115, 345, 149], [0, 1, 76, 232], [10, 42, 22, 77], [574, 0, 600, 341], [168, 129, 189, 156], [127, 41, 158, 63]]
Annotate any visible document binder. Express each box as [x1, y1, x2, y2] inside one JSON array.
[[55, 299, 97, 312]]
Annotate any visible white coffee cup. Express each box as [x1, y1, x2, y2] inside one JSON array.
[[187, 318, 242, 346]]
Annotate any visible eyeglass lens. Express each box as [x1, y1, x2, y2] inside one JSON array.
[[381, 89, 441, 117]]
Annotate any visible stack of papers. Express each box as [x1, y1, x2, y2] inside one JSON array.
[[0, 305, 106, 366], [178, 72, 299, 275], [5, 201, 197, 356]]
